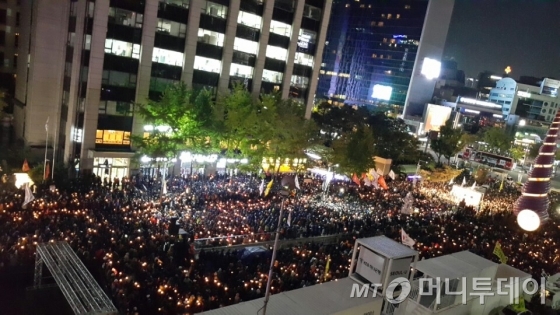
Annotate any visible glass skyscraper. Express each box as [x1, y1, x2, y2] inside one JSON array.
[[317, 0, 428, 113]]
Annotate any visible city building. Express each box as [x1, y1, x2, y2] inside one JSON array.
[[13, 0, 332, 176], [489, 77, 560, 123], [0, 0, 20, 94], [402, 0, 454, 116], [316, 0, 444, 113]]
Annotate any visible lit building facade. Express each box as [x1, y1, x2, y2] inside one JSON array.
[[14, 0, 332, 176], [489, 77, 560, 123], [0, 0, 20, 94], [316, 0, 429, 111]]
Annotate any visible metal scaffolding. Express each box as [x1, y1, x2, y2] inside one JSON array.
[[34, 241, 118, 315]]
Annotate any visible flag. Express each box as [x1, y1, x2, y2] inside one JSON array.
[[462, 177, 466, 186], [388, 170, 396, 180], [471, 182, 476, 189], [493, 242, 508, 264], [259, 179, 265, 196], [499, 177, 504, 192], [401, 229, 416, 248], [22, 159, 30, 172], [264, 180, 274, 197], [162, 178, 167, 195], [44, 161, 50, 180], [378, 176, 388, 190], [287, 209, 292, 227], [324, 255, 331, 281], [364, 176, 372, 187], [45, 117, 49, 132], [352, 173, 361, 186], [23, 182, 35, 207], [295, 175, 300, 190], [449, 178, 454, 185]]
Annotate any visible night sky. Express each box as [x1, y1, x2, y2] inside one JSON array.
[[444, 0, 560, 79]]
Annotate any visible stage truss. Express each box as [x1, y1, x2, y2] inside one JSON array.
[[34, 241, 118, 315]]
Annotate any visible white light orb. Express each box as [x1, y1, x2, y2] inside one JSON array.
[[517, 209, 541, 231]]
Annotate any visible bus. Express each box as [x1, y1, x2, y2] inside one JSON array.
[[460, 148, 516, 170]]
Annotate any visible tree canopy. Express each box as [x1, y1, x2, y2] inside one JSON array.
[[430, 119, 464, 164]]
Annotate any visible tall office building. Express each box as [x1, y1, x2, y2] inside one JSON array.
[[0, 0, 20, 94], [14, 0, 331, 176], [316, 0, 429, 112]]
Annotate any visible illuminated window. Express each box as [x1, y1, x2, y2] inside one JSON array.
[[198, 29, 225, 47], [396, 14, 401, 19], [380, 55, 384, 59], [234, 37, 258, 55], [202, 1, 227, 19], [152, 47, 184, 66], [104, 39, 140, 59], [360, 4, 365, 8], [84, 34, 91, 50], [294, 52, 314, 67], [298, 29, 316, 49], [270, 20, 291, 37], [345, 4, 350, 8], [387, 14, 392, 19], [381, 14, 385, 18], [266, 45, 288, 61], [383, 38, 388, 43], [161, 0, 190, 8], [193, 56, 221, 73], [157, 18, 187, 38], [291, 75, 309, 89], [262, 69, 283, 83], [371, 21, 376, 26], [405, 5, 411, 9], [109, 7, 143, 28], [378, 21, 384, 27], [238, 11, 262, 29], [230, 63, 254, 78], [372, 54, 377, 58], [95, 130, 131, 145]]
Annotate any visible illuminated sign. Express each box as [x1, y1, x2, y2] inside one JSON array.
[[372, 84, 393, 100], [421, 58, 441, 80], [517, 91, 531, 98], [465, 109, 480, 114], [424, 104, 452, 133], [458, 97, 502, 108], [392, 35, 407, 39]]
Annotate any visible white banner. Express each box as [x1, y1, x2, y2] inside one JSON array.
[[356, 248, 386, 284]]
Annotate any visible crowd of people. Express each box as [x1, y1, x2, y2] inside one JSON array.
[[0, 171, 558, 314]]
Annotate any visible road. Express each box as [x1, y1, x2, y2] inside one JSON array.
[[419, 145, 560, 191]]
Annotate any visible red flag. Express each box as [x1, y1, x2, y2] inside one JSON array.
[[22, 159, 30, 172], [352, 173, 361, 186], [378, 176, 388, 190], [44, 162, 50, 180]]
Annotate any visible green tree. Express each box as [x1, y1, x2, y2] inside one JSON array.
[[509, 145, 526, 162], [430, 119, 464, 164], [332, 125, 376, 175], [527, 143, 540, 159], [368, 112, 420, 164], [134, 82, 215, 158], [482, 127, 513, 153]]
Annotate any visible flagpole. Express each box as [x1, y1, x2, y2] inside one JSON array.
[[52, 116, 58, 181], [262, 197, 285, 315], [43, 117, 49, 182]]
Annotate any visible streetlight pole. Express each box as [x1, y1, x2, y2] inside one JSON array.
[[262, 196, 286, 315]]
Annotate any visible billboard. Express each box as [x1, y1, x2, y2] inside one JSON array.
[[421, 58, 441, 80], [355, 248, 386, 284], [540, 78, 560, 97], [372, 84, 393, 100], [423, 104, 452, 133]]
